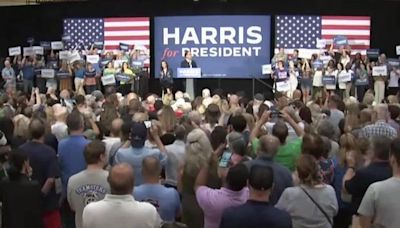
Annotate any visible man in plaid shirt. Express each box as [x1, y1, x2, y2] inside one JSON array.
[[359, 104, 398, 139]]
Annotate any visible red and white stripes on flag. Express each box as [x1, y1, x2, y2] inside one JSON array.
[[321, 16, 371, 53], [104, 17, 150, 50]]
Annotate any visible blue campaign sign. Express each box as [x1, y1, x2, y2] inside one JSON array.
[[333, 35, 348, 46], [322, 75, 336, 85], [154, 15, 271, 78], [312, 60, 324, 70], [367, 49, 380, 59]]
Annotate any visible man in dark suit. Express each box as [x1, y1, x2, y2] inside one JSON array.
[[180, 51, 197, 68]]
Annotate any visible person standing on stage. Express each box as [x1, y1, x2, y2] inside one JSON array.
[[160, 60, 173, 96], [180, 51, 197, 68]]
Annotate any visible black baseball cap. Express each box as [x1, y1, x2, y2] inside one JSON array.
[[131, 122, 147, 148], [249, 165, 274, 191]]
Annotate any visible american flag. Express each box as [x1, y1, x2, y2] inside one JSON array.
[[275, 15, 371, 54], [63, 17, 150, 50]]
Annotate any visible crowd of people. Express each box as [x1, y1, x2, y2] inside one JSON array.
[[0, 43, 399, 228], [271, 46, 400, 106], [1, 46, 150, 100]]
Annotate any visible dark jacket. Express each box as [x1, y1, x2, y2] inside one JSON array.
[[0, 175, 44, 228], [180, 59, 197, 68]]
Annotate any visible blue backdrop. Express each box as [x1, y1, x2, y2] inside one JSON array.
[[154, 15, 271, 78]]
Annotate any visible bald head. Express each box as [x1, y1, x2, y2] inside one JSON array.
[[142, 156, 161, 179], [108, 164, 134, 195], [258, 135, 281, 157], [374, 104, 389, 121], [110, 118, 123, 137]]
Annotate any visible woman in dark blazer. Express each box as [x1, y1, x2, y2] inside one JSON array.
[[160, 60, 174, 95]]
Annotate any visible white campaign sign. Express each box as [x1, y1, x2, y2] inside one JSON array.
[[276, 81, 289, 92], [68, 51, 81, 63], [8, 46, 21, 56], [372, 66, 388, 76], [86, 55, 100, 64], [59, 51, 70, 60], [397, 45, 400, 55], [316, 39, 327, 49], [41, 69, 55, 78], [320, 55, 332, 64], [338, 72, 352, 82], [33, 46, 44, 55], [23, 47, 34, 56], [101, 75, 116, 85], [298, 49, 314, 59], [262, 64, 272, 74], [51, 41, 64, 50]]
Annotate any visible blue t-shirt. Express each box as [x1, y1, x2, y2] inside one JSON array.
[[133, 184, 180, 221], [21, 65, 35, 80], [19, 141, 60, 212], [58, 135, 90, 196], [74, 69, 85, 79], [114, 146, 167, 186]]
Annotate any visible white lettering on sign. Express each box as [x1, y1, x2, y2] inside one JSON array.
[[163, 26, 263, 45]]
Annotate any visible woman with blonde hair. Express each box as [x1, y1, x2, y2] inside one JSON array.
[[13, 114, 30, 147], [344, 103, 360, 133], [181, 128, 214, 228], [158, 105, 177, 134]]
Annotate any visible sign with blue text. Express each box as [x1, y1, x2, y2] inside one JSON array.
[[154, 15, 271, 78]]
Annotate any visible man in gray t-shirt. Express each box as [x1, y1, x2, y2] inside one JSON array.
[[67, 141, 110, 228], [358, 139, 400, 228]]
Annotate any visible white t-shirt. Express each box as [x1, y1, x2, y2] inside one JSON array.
[[358, 177, 400, 228], [82, 194, 162, 228], [388, 71, 399, 87], [313, 70, 323, 87], [102, 137, 121, 162]]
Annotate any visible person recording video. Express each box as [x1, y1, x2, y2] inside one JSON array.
[[180, 51, 197, 68]]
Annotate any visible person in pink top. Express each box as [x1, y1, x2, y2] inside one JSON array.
[[194, 163, 249, 228]]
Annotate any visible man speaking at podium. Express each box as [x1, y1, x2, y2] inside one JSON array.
[[180, 50, 198, 68], [180, 50, 198, 98]]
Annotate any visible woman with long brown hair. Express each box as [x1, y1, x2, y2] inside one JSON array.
[[276, 154, 338, 227]]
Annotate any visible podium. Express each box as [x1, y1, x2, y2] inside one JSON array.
[[177, 68, 201, 99]]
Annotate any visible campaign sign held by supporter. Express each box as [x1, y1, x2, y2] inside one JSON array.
[[372, 65, 388, 76], [115, 73, 132, 83], [388, 58, 400, 68], [8, 47, 21, 56], [62, 34, 72, 42], [51, 41, 64, 50], [119, 43, 130, 51], [312, 60, 324, 70], [322, 75, 336, 85], [154, 15, 271, 78], [333, 35, 348, 46], [41, 69, 55, 79], [33, 46, 44, 55], [40, 41, 51, 50], [262, 64, 272, 75], [338, 72, 352, 82], [355, 76, 369, 86], [94, 41, 104, 50], [367, 49, 380, 59], [396, 45, 400, 55], [23, 47, 34, 56]]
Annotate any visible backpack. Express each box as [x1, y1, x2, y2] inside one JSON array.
[[319, 159, 335, 185]]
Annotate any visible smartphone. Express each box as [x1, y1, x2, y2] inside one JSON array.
[[218, 151, 232, 168], [144, 120, 152, 129]]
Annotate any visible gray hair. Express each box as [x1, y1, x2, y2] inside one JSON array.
[[185, 129, 213, 176], [317, 120, 335, 139]]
